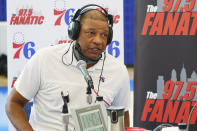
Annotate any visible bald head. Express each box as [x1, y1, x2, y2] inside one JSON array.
[[80, 9, 108, 25]]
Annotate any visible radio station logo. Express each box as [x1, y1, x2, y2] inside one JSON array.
[[53, 0, 120, 26], [141, 0, 197, 36], [11, 76, 17, 88], [141, 64, 197, 125], [10, 8, 45, 25], [58, 39, 72, 44], [50, 36, 72, 46], [13, 32, 36, 59]]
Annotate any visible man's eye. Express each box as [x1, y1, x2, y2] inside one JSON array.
[[87, 32, 95, 35], [102, 33, 108, 38]]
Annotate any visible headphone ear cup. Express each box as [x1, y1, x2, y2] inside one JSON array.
[[68, 20, 81, 40], [107, 27, 113, 45]]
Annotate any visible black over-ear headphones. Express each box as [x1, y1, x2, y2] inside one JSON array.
[[68, 4, 113, 45]]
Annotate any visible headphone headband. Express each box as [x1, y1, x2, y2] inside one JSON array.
[[68, 4, 113, 44], [72, 4, 113, 27]]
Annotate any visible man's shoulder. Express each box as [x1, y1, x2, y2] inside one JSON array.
[[103, 54, 129, 81], [105, 53, 127, 71], [40, 44, 70, 52], [36, 44, 71, 56], [105, 54, 125, 65]]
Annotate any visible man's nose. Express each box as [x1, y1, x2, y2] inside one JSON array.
[[93, 34, 103, 45]]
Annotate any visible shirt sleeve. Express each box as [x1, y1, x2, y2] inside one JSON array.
[[14, 51, 42, 100], [111, 65, 132, 111]]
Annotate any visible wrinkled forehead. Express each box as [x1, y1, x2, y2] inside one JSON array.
[[79, 9, 108, 24], [80, 18, 109, 33]]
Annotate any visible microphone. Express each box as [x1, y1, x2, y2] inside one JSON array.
[[76, 60, 94, 104], [76, 60, 94, 88]]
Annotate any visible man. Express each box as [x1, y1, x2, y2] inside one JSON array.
[[6, 5, 131, 131]]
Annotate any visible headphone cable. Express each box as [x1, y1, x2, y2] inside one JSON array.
[[92, 88, 110, 106], [62, 41, 74, 66], [97, 51, 106, 93]]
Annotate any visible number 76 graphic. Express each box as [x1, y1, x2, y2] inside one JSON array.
[[13, 41, 36, 59]]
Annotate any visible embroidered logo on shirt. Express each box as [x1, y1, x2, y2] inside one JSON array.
[[100, 76, 105, 82]]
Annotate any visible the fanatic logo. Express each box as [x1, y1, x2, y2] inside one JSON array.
[[140, 65, 197, 124], [58, 40, 72, 44], [10, 9, 44, 25], [141, 12, 197, 36], [51, 37, 72, 46], [141, 1, 197, 36]]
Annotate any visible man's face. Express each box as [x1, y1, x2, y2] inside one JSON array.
[[77, 18, 109, 59]]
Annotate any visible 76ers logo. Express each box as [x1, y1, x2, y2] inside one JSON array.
[[53, 0, 120, 26], [54, 8, 74, 26], [54, 0, 74, 26], [13, 32, 36, 59]]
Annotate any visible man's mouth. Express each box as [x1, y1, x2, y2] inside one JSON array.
[[89, 48, 102, 54], [92, 48, 101, 51]]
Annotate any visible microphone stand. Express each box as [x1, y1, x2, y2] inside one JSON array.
[[86, 80, 94, 104], [61, 92, 70, 131]]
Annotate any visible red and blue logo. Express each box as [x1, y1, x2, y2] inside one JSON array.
[[100, 76, 105, 82], [10, 8, 45, 25], [13, 32, 36, 59], [53, 0, 74, 26], [53, 0, 120, 26]]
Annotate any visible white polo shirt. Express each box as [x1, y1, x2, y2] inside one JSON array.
[[14, 43, 131, 131]]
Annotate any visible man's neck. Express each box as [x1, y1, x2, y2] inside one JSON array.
[[73, 46, 97, 69], [86, 63, 96, 69], [73, 43, 101, 68]]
